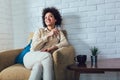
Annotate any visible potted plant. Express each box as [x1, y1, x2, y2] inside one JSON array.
[[90, 46, 99, 67]]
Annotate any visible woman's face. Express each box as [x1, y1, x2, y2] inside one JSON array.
[[44, 12, 56, 27]]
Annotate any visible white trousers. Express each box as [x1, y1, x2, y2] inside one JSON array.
[[23, 51, 54, 80]]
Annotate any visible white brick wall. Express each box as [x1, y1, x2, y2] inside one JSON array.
[[3, 0, 120, 79], [11, 0, 31, 48], [0, 0, 13, 51]]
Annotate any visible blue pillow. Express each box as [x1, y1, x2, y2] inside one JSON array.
[[15, 40, 32, 64]]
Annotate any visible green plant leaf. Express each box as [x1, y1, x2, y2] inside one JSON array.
[[90, 46, 99, 56]]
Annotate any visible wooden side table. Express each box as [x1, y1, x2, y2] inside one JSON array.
[[67, 58, 120, 80], [67, 64, 104, 80]]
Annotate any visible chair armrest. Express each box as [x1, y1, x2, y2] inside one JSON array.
[[52, 45, 75, 80], [0, 48, 23, 71], [53, 45, 75, 65]]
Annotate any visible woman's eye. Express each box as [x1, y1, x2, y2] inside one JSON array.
[[45, 15, 53, 19]]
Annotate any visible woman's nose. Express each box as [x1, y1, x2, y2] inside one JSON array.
[[46, 17, 50, 20]]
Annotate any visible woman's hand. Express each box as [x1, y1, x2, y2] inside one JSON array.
[[41, 46, 58, 53], [47, 28, 59, 38]]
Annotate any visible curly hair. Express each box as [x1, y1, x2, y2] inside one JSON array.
[[42, 7, 62, 27]]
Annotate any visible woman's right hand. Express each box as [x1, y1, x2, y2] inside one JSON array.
[[47, 28, 59, 37]]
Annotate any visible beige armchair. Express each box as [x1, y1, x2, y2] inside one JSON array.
[[0, 31, 75, 80]]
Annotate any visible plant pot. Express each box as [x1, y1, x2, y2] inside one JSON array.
[[91, 55, 97, 67]]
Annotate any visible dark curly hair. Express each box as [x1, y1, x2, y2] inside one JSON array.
[[42, 7, 62, 27]]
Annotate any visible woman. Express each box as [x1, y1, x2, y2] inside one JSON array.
[[23, 7, 69, 80]]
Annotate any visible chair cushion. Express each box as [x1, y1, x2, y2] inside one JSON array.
[[0, 64, 31, 80], [15, 40, 32, 64]]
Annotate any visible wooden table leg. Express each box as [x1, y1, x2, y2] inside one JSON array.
[[75, 71, 80, 80]]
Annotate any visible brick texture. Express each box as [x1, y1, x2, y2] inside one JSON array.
[[1, 0, 120, 79], [0, 0, 13, 51]]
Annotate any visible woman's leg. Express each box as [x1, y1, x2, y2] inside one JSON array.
[[23, 51, 52, 69], [29, 62, 42, 80], [23, 51, 53, 80], [41, 53, 54, 80]]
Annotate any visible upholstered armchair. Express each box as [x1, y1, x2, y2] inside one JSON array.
[[0, 31, 75, 80]]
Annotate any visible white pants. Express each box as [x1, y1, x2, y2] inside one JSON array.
[[23, 51, 54, 80]]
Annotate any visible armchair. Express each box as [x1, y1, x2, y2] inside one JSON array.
[[0, 31, 75, 80]]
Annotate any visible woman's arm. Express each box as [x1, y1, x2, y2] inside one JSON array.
[[55, 30, 69, 48], [41, 30, 69, 53], [30, 28, 48, 51]]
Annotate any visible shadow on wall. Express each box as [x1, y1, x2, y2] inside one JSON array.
[[62, 14, 91, 60]]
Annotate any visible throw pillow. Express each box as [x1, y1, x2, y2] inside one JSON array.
[[15, 40, 32, 64]]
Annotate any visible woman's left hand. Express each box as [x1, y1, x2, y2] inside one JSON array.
[[41, 46, 58, 53]]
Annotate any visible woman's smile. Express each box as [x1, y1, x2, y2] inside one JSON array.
[[45, 12, 56, 27]]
